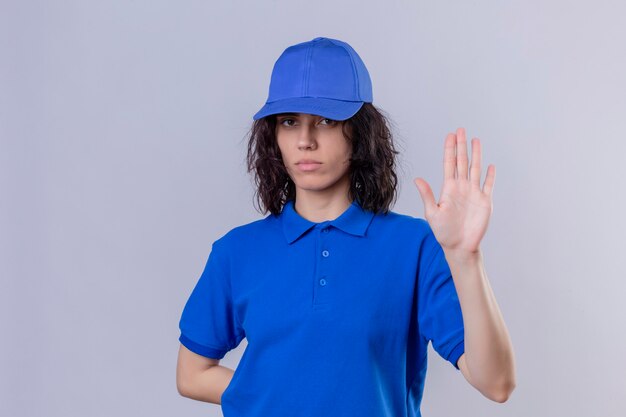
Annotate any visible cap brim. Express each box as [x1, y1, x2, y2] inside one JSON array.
[[252, 97, 364, 121]]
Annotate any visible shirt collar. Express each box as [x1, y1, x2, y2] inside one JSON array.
[[280, 199, 376, 244]]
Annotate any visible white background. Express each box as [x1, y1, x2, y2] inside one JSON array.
[[2, 1, 625, 416]]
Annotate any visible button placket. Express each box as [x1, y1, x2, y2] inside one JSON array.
[[313, 223, 331, 308]]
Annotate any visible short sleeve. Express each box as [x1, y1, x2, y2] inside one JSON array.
[[178, 239, 245, 359], [417, 228, 465, 370]]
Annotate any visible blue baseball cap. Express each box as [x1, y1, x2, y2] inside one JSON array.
[[252, 36, 373, 121]]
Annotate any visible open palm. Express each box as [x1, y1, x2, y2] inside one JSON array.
[[414, 127, 495, 255]]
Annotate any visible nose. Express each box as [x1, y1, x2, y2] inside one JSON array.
[[297, 125, 317, 150]]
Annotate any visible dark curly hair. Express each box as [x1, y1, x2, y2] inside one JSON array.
[[243, 103, 404, 217]]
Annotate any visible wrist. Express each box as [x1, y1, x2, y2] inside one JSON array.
[[442, 246, 483, 266]]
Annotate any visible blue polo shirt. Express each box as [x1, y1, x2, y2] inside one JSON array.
[[178, 199, 465, 416]]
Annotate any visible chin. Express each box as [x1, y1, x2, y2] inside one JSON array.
[[295, 183, 329, 192], [295, 178, 346, 192]]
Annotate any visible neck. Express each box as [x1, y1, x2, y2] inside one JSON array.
[[292, 194, 352, 223]]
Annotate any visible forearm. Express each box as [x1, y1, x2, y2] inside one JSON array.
[[179, 364, 234, 404], [443, 247, 516, 398]]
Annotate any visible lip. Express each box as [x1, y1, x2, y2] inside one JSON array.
[[296, 159, 322, 164], [296, 161, 322, 172]]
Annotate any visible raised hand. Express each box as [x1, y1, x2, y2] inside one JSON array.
[[413, 127, 495, 256]]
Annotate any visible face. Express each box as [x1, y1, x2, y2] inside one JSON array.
[[275, 112, 352, 197]]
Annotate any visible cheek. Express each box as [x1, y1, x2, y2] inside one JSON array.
[[340, 144, 353, 164]]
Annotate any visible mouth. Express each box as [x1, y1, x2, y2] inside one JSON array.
[[296, 159, 322, 164], [295, 162, 322, 172]]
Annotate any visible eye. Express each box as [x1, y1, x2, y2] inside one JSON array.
[[279, 118, 295, 126], [320, 118, 337, 125]]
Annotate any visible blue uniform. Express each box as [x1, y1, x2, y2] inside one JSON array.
[[179, 199, 465, 416]]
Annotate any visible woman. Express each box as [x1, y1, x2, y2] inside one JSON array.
[[176, 36, 516, 416]]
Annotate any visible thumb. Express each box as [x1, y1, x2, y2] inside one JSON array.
[[414, 178, 437, 216]]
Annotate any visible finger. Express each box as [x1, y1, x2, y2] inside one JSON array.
[[443, 133, 456, 180], [482, 164, 496, 196], [469, 137, 482, 187], [456, 127, 468, 180], [414, 178, 437, 216]]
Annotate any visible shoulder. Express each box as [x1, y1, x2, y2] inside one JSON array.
[[370, 210, 442, 265], [212, 213, 280, 251], [371, 209, 434, 241]]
